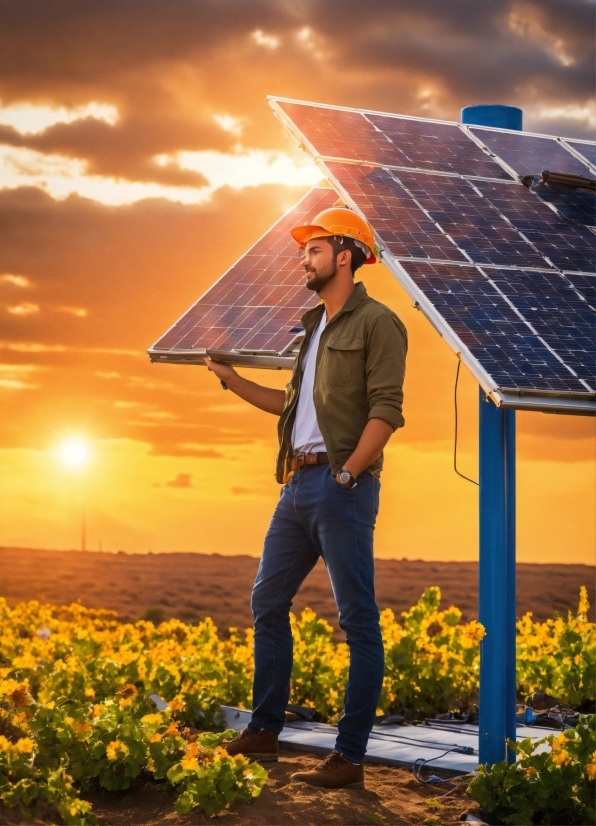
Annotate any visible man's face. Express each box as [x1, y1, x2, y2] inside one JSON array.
[[302, 237, 337, 293]]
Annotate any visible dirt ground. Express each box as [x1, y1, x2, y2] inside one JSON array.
[[0, 547, 593, 634], [87, 749, 478, 826], [0, 750, 479, 825]]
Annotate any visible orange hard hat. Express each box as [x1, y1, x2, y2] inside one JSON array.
[[290, 207, 377, 264]]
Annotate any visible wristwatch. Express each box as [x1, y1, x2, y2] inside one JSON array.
[[336, 468, 357, 488]]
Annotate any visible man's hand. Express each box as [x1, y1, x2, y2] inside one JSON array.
[[205, 356, 238, 385], [205, 356, 285, 416]]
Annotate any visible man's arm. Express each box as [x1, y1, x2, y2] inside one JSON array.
[[341, 417, 394, 478], [205, 357, 285, 415]]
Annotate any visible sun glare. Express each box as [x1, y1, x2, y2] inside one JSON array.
[[59, 440, 90, 467]]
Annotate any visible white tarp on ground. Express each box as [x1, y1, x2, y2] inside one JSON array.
[[221, 706, 552, 774]]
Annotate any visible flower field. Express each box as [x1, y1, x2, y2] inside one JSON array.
[[0, 586, 594, 824]]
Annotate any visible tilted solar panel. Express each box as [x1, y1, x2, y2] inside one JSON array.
[[565, 140, 596, 170], [474, 179, 596, 272], [529, 181, 596, 227], [468, 127, 595, 180], [148, 186, 335, 368], [268, 97, 596, 413], [400, 261, 589, 393], [325, 162, 469, 262], [366, 113, 512, 178]]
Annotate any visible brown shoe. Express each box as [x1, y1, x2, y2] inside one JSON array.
[[221, 727, 278, 762], [290, 750, 364, 789]]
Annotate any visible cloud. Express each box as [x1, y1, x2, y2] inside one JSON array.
[[0, 142, 318, 207], [0, 363, 42, 390], [0, 101, 118, 136], [156, 148, 320, 192], [0, 273, 30, 287], [165, 472, 193, 488], [6, 302, 39, 315]]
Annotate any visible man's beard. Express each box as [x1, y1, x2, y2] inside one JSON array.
[[304, 257, 337, 292]]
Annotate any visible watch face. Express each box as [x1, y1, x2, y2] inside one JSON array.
[[338, 471, 351, 485]]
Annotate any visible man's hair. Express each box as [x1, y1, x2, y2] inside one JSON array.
[[327, 236, 367, 275]]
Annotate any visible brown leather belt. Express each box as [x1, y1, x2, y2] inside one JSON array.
[[290, 452, 329, 471]]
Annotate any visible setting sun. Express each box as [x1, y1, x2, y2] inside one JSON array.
[[58, 440, 90, 467]]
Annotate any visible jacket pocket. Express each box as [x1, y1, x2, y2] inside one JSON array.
[[324, 338, 365, 385]]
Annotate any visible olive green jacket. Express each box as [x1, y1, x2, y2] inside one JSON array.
[[276, 282, 407, 483]]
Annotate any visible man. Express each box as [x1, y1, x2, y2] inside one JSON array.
[[205, 206, 407, 789]]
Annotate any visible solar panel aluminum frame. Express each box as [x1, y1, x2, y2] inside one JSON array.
[[268, 96, 596, 416]]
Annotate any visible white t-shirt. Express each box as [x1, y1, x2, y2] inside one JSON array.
[[292, 313, 327, 454]]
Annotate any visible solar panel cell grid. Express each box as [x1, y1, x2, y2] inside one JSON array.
[[390, 171, 547, 269], [531, 183, 596, 227], [565, 273, 596, 310], [325, 162, 468, 262], [487, 269, 596, 390], [277, 101, 405, 166], [150, 186, 335, 354], [367, 114, 512, 179], [566, 141, 596, 169], [470, 128, 595, 179], [475, 180, 596, 272], [401, 261, 588, 392]]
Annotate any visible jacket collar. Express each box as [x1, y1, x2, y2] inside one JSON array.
[[300, 281, 368, 332]]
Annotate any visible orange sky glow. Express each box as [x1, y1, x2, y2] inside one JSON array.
[[0, 1, 594, 563]]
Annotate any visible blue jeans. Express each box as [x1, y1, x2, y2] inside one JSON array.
[[248, 464, 384, 764]]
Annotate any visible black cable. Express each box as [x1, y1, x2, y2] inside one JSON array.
[[454, 360, 479, 486], [413, 747, 475, 785]]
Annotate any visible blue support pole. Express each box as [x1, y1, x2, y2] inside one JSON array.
[[462, 104, 521, 768]]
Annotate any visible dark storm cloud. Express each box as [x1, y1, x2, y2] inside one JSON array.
[[0, 0, 593, 148]]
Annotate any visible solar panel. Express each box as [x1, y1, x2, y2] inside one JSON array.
[[366, 113, 512, 178], [474, 180, 596, 272], [325, 162, 469, 262], [565, 140, 596, 170], [399, 260, 590, 393], [389, 171, 547, 269], [275, 100, 512, 179], [487, 268, 596, 388], [530, 181, 596, 227], [469, 127, 595, 180], [268, 97, 596, 413], [148, 186, 335, 368]]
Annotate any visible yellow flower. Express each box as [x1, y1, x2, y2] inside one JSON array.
[[181, 755, 199, 771], [165, 721, 179, 736], [168, 698, 184, 712], [551, 749, 572, 767], [75, 722, 92, 735], [0, 735, 11, 751], [551, 733, 568, 751], [119, 696, 134, 709], [149, 733, 162, 743], [15, 737, 34, 754], [106, 740, 129, 760], [586, 752, 596, 781], [92, 703, 106, 718], [84, 687, 95, 698], [140, 713, 163, 725]]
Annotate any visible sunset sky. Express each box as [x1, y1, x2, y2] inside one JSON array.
[[0, 0, 594, 563]]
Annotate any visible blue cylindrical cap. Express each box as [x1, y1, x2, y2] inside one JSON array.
[[461, 104, 523, 131]]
